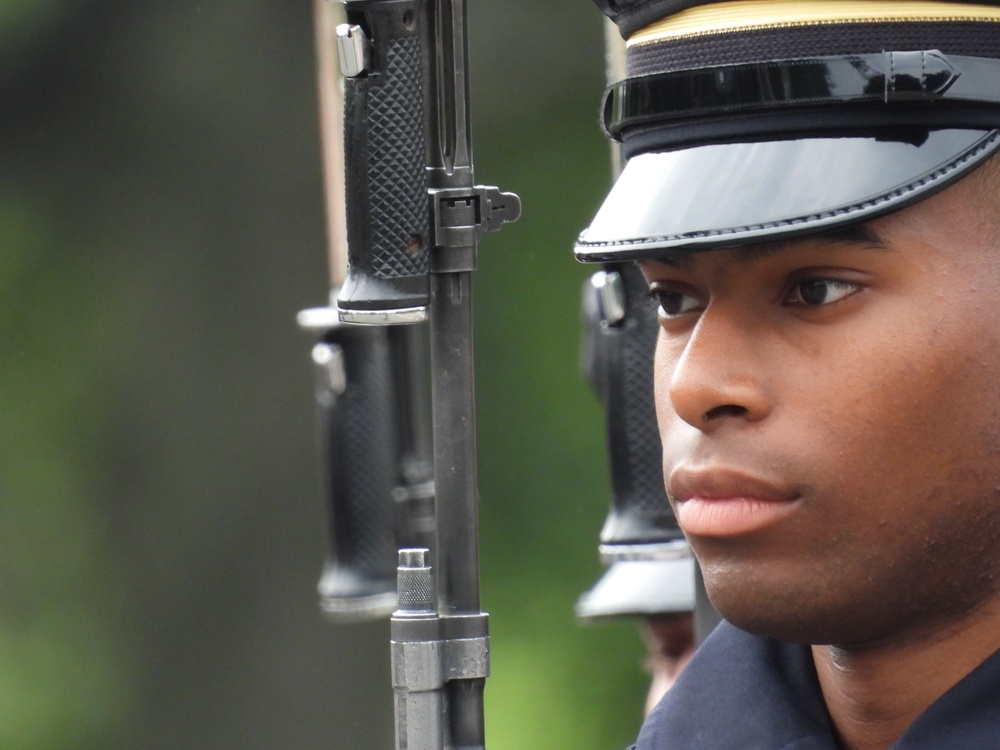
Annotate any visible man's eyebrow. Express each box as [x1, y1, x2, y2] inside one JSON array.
[[641, 254, 691, 270], [639, 224, 886, 270], [734, 224, 887, 261]]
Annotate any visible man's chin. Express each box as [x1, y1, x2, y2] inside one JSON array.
[[718, 609, 839, 645], [704, 580, 883, 646]]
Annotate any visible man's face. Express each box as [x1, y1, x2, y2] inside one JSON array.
[[640, 171, 1000, 648]]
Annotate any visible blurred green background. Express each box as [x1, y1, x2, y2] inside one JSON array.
[[0, 0, 651, 747]]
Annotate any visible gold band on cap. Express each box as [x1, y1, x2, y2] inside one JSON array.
[[628, 0, 1000, 47]]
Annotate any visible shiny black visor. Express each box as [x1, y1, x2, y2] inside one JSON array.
[[575, 51, 1000, 262]]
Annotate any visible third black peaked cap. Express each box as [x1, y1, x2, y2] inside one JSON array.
[[576, 0, 1000, 261]]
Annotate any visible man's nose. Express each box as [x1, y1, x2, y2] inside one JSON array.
[[665, 306, 773, 431]]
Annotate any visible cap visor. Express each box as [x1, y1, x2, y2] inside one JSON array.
[[575, 557, 696, 621], [576, 128, 1000, 261]]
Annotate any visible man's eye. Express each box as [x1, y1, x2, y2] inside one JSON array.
[[650, 288, 701, 319], [786, 279, 859, 306]]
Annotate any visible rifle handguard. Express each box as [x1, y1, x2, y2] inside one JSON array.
[[311, 325, 400, 621], [337, 2, 432, 324]]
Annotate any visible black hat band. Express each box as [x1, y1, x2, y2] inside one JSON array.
[[627, 20, 1000, 75], [605, 51, 1000, 153]]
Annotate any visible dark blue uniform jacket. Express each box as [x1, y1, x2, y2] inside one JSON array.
[[632, 620, 1000, 749]]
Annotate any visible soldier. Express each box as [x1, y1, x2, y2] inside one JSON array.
[[576, 1, 1000, 748], [576, 559, 696, 716]]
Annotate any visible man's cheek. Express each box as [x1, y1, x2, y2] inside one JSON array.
[[657, 411, 699, 469]]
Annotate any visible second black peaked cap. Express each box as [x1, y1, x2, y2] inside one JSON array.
[[595, 0, 739, 37], [576, 0, 1000, 262]]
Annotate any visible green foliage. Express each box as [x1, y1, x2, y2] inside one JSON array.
[[0, 0, 70, 53], [0, 189, 133, 748]]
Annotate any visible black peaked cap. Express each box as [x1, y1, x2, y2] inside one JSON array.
[[577, 0, 1000, 261]]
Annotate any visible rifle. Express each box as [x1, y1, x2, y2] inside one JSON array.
[[301, 0, 519, 747], [579, 18, 719, 644], [301, 0, 435, 624]]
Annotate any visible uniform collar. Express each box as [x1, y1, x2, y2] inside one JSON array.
[[635, 620, 1000, 749]]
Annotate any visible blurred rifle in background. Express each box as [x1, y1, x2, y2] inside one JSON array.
[[577, 19, 719, 644], [300, 0, 519, 747]]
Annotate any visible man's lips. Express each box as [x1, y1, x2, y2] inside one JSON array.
[[668, 467, 801, 538]]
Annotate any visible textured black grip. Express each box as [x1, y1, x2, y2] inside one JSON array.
[[339, 1, 431, 315], [582, 263, 684, 547], [315, 325, 399, 619]]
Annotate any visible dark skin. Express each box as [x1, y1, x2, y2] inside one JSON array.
[[641, 613, 695, 716], [639, 164, 1000, 750]]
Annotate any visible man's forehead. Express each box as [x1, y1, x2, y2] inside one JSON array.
[[639, 224, 888, 270]]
